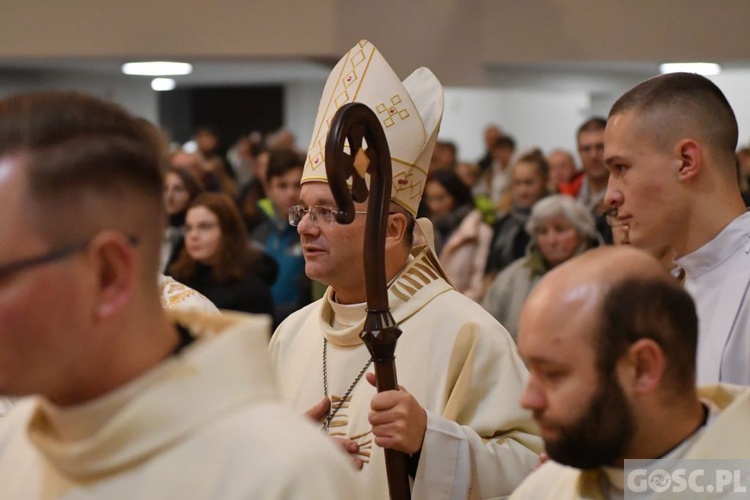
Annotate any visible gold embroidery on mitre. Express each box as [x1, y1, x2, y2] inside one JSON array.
[[301, 39, 444, 219], [342, 46, 365, 89], [334, 91, 350, 108], [376, 94, 410, 128], [392, 156, 428, 176], [392, 170, 424, 206], [305, 42, 376, 176]]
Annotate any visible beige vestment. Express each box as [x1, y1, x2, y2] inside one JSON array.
[[510, 384, 750, 499], [270, 246, 542, 499], [0, 310, 361, 499]]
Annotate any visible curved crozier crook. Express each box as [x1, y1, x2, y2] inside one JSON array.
[[324, 102, 411, 500], [324, 102, 392, 309], [325, 107, 367, 224]]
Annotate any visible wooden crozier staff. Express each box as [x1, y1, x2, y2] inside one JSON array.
[[325, 102, 411, 500]]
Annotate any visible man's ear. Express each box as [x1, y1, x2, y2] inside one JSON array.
[[619, 338, 666, 395], [88, 231, 137, 320], [384, 211, 408, 249], [675, 139, 702, 182]]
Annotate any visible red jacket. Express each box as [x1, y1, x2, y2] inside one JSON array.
[[557, 171, 584, 197]]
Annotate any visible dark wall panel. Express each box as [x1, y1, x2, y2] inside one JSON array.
[[159, 85, 284, 151]]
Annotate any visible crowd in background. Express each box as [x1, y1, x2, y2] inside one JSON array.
[[160, 125, 308, 328], [160, 118, 750, 338], [2, 65, 750, 500]]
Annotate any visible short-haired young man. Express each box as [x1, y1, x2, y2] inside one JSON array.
[[604, 72, 750, 384], [0, 91, 360, 499]]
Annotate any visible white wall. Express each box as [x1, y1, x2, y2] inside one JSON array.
[[438, 70, 750, 165], [170, 73, 750, 162], [0, 72, 158, 123], [2, 67, 749, 158], [711, 70, 750, 147], [283, 80, 326, 152], [439, 87, 590, 163]]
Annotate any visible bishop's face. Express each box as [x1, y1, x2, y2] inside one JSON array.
[[296, 182, 368, 304]]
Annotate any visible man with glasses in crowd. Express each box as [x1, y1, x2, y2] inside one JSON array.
[[270, 40, 541, 499], [0, 91, 360, 498]]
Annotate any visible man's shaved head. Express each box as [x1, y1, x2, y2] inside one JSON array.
[[609, 72, 738, 172], [524, 246, 698, 392]]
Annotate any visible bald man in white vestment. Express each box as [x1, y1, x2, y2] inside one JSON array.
[[510, 247, 750, 499]]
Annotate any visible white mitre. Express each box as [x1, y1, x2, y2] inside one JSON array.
[[301, 39, 444, 216]]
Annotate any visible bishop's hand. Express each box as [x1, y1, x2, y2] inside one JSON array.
[[366, 371, 427, 455]]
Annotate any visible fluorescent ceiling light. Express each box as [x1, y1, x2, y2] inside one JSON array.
[[659, 62, 721, 76], [151, 78, 176, 91], [122, 61, 192, 76]]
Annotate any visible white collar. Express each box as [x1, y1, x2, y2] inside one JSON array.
[[676, 211, 750, 279]]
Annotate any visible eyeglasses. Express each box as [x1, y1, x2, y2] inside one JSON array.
[[0, 234, 139, 283], [288, 205, 367, 227]]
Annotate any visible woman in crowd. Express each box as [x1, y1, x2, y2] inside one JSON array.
[[425, 168, 492, 302], [169, 192, 274, 316], [161, 166, 205, 272], [484, 149, 550, 283], [483, 194, 597, 339]]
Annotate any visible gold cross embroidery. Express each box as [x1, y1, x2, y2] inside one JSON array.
[[375, 95, 410, 128]]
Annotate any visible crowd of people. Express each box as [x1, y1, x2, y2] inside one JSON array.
[[0, 38, 749, 499], [154, 106, 636, 329], [137, 52, 750, 339], [156, 132, 311, 327]]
